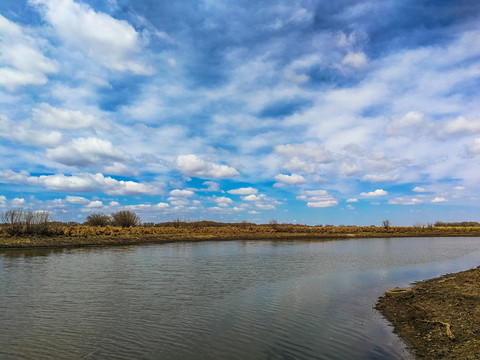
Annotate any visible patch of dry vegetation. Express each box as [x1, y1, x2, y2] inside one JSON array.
[[377, 266, 480, 359], [1, 218, 480, 249]]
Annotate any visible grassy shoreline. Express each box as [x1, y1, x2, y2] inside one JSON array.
[[377, 266, 480, 359], [2, 224, 480, 250]]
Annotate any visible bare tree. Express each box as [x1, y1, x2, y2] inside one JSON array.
[[382, 219, 391, 229], [84, 213, 111, 227], [1, 209, 51, 235], [111, 210, 141, 227]]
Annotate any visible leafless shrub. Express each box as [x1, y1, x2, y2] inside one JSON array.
[[1, 209, 54, 236], [111, 210, 141, 227], [84, 213, 111, 227]]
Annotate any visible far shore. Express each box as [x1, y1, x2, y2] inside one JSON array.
[[2, 223, 480, 250]]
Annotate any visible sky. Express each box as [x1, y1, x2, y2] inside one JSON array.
[[0, 0, 480, 226]]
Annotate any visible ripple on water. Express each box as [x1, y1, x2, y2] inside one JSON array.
[[2, 238, 480, 359]]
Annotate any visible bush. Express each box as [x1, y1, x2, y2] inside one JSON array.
[[382, 219, 391, 229], [1, 209, 55, 236], [111, 211, 141, 227], [84, 213, 111, 227]]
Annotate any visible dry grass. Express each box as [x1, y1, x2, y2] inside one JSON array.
[[1, 223, 480, 249]]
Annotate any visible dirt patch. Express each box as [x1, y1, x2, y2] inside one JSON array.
[[376, 266, 480, 359]]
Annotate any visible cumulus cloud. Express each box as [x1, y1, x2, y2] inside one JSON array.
[[0, 115, 63, 147], [0, 195, 6, 207], [176, 154, 239, 179], [213, 196, 233, 207], [388, 197, 423, 205], [297, 190, 338, 208], [30, 0, 152, 74], [275, 143, 335, 174], [65, 195, 89, 204], [242, 194, 262, 202], [0, 14, 58, 90], [86, 200, 103, 208], [11, 198, 26, 206], [442, 117, 480, 136], [124, 202, 170, 211], [169, 189, 194, 197], [346, 198, 358, 203], [274, 173, 307, 184], [386, 111, 427, 138], [33, 103, 108, 130], [0, 170, 160, 195], [227, 187, 258, 195], [413, 187, 426, 193], [432, 197, 447, 203], [47, 137, 127, 166], [342, 51, 368, 68], [360, 189, 388, 198], [362, 174, 399, 183]]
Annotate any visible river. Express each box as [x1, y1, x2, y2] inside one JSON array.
[[1, 237, 480, 359]]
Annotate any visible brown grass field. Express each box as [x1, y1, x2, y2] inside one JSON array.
[[1, 223, 480, 249]]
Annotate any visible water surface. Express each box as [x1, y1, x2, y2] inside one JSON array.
[[2, 237, 480, 359]]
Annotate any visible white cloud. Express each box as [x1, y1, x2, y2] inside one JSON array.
[[0, 170, 160, 195], [33, 103, 108, 130], [103, 162, 134, 176], [47, 137, 127, 166], [432, 197, 447, 203], [274, 173, 307, 184], [346, 198, 358, 203], [109, 201, 120, 206], [0, 14, 58, 90], [255, 203, 275, 210], [342, 51, 368, 68], [176, 154, 239, 179], [454, 186, 465, 191], [227, 187, 258, 195], [30, 0, 152, 74], [213, 196, 233, 207], [297, 190, 338, 208], [201, 181, 220, 192], [442, 116, 480, 136], [242, 194, 262, 202], [0, 115, 63, 148], [386, 111, 427, 138], [169, 189, 194, 197], [11, 198, 26, 206], [0, 195, 6, 207], [362, 174, 399, 183], [360, 189, 388, 198], [388, 197, 423, 205], [66, 196, 89, 204], [413, 186, 426, 193], [86, 200, 103, 208], [275, 143, 335, 174], [123, 202, 170, 211]]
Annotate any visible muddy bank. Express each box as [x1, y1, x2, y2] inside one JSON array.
[[377, 266, 480, 359]]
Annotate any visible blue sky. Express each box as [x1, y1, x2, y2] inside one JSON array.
[[1, 0, 480, 225]]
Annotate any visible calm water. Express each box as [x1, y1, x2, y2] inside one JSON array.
[[2, 237, 480, 359]]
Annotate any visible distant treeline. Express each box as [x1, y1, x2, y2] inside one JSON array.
[[434, 221, 480, 227]]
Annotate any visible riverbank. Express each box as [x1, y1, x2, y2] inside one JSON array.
[[2, 224, 480, 249], [1, 224, 480, 249], [376, 266, 480, 359]]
